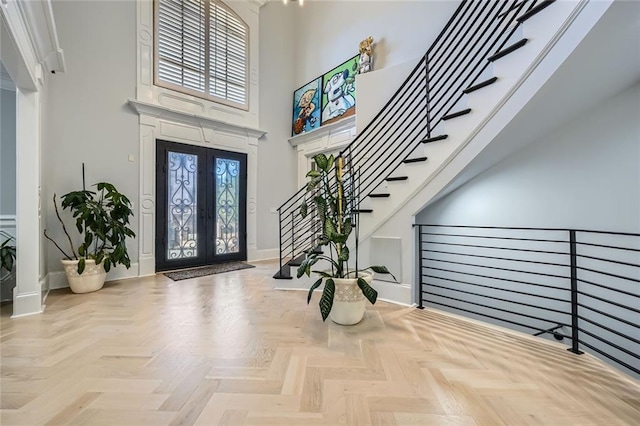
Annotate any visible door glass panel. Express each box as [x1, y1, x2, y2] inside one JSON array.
[[168, 151, 198, 259], [215, 158, 240, 254]]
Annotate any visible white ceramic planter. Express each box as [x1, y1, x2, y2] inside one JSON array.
[[330, 271, 374, 325], [61, 259, 106, 294]]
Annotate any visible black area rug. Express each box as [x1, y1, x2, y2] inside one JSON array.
[[163, 262, 255, 281]]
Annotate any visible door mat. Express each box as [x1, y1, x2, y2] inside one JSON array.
[[163, 262, 255, 281]]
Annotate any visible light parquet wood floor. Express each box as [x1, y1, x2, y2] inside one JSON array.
[[1, 260, 638, 425]]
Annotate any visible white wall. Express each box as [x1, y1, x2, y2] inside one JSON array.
[[44, 1, 139, 273], [292, 0, 461, 88], [0, 88, 16, 216], [257, 2, 298, 251], [417, 83, 640, 233]]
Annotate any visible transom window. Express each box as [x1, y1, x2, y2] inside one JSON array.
[[154, 0, 249, 110]]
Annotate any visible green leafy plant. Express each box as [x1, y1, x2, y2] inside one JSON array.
[[0, 232, 16, 273], [297, 153, 396, 321], [44, 172, 135, 275]]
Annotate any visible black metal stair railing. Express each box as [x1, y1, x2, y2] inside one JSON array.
[[416, 224, 640, 379], [275, 0, 551, 278]]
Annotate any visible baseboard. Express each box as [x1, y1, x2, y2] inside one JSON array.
[[48, 262, 140, 290], [106, 263, 140, 282], [0, 214, 16, 231], [40, 275, 49, 305], [273, 275, 315, 291], [48, 271, 67, 290], [378, 298, 416, 308], [129, 253, 278, 279], [248, 248, 279, 262], [373, 281, 412, 305], [11, 291, 43, 318], [275, 276, 412, 306], [138, 258, 155, 277]]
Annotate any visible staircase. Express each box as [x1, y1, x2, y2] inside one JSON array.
[[274, 0, 614, 290]]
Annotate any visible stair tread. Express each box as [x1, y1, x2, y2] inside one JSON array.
[[517, 0, 556, 23], [273, 271, 293, 280], [273, 265, 293, 280], [369, 193, 391, 198], [386, 176, 409, 182], [442, 108, 472, 121], [353, 209, 373, 213], [403, 156, 428, 164], [463, 77, 498, 94], [487, 39, 528, 62], [422, 134, 449, 144], [287, 253, 306, 267]]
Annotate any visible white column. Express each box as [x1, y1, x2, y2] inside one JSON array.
[[13, 88, 42, 317]]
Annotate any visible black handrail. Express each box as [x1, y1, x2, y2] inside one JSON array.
[[276, 0, 542, 275], [353, 1, 524, 198], [417, 224, 640, 378]]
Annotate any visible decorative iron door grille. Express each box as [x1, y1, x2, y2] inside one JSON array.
[[156, 140, 247, 272]]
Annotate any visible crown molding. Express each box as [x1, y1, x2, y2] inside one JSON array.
[[128, 98, 268, 139], [248, 0, 269, 7], [15, 0, 65, 73]]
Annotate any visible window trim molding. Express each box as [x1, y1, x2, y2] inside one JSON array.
[[153, 0, 250, 111], [127, 98, 266, 139]]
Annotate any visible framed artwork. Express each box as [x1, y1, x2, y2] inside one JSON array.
[[321, 54, 360, 126], [292, 77, 322, 136]]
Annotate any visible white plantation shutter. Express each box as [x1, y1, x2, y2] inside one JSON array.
[[209, 1, 248, 105], [155, 0, 249, 110]]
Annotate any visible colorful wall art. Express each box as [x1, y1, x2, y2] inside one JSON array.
[[292, 78, 322, 136], [320, 54, 359, 126]]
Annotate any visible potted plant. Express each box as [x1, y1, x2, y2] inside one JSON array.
[[1, 232, 16, 301], [297, 153, 395, 325], [0, 232, 16, 274], [44, 167, 135, 293]]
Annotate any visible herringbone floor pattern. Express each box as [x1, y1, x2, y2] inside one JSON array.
[[1, 261, 638, 425]]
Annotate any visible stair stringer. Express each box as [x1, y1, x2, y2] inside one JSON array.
[[354, 0, 615, 305]]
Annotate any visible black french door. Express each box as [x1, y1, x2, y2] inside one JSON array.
[[155, 140, 247, 272]]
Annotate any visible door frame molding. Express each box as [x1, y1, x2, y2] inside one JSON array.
[[132, 108, 262, 276]]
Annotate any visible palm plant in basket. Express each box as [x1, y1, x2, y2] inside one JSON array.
[[297, 153, 396, 324]]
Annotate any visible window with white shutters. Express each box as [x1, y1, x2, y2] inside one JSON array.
[[155, 0, 249, 110]]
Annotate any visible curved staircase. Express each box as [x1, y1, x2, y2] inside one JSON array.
[[273, 0, 615, 300]]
